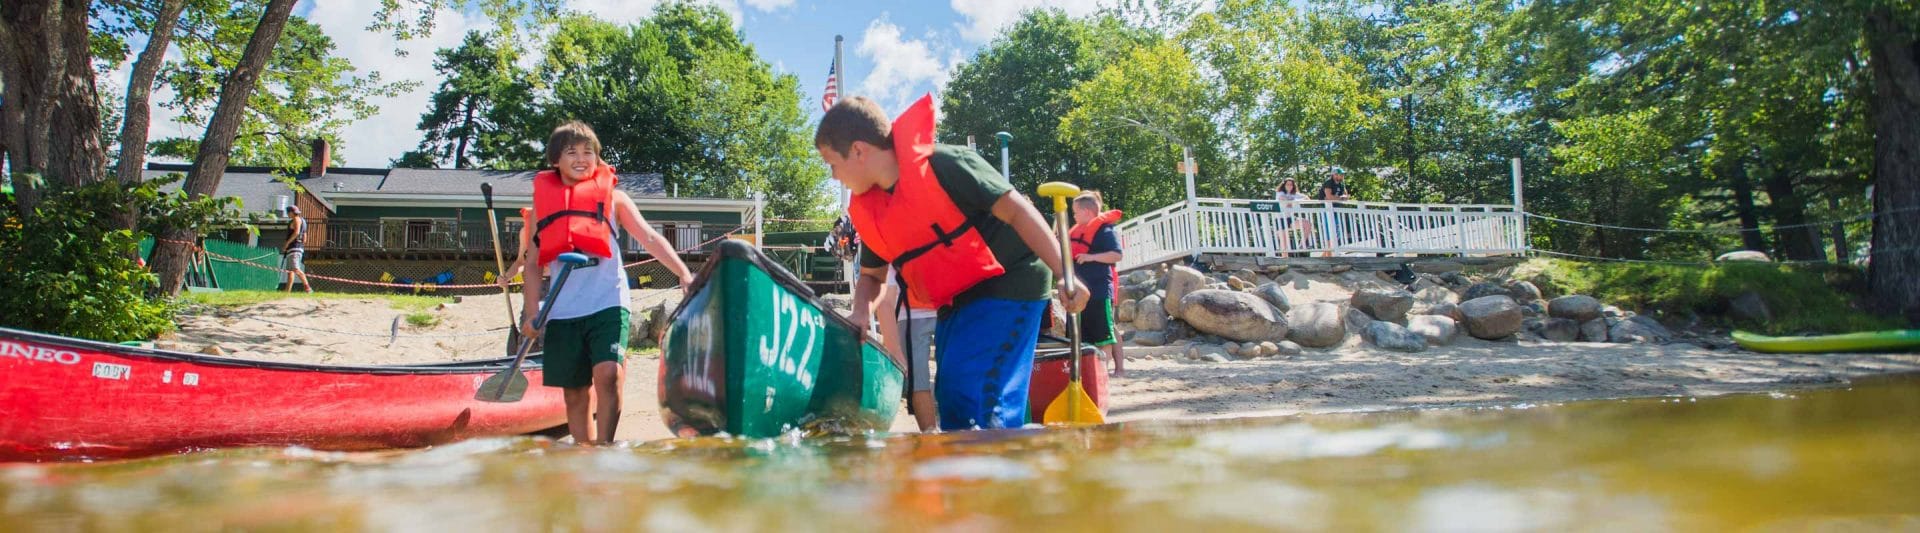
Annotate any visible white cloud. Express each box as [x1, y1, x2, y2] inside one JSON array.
[[854, 15, 959, 112], [303, 1, 486, 167], [948, 0, 1104, 42], [742, 0, 795, 12]]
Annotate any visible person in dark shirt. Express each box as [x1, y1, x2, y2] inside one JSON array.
[[1318, 167, 1350, 256]]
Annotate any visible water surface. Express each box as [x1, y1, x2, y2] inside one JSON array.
[[6, 376, 1918, 531]]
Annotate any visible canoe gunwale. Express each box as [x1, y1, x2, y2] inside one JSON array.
[[0, 326, 540, 375], [671, 241, 901, 374]]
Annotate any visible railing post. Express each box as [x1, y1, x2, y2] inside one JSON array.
[[1511, 157, 1526, 254], [752, 191, 765, 248]]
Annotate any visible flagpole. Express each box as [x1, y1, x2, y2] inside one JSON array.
[[834, 34, 847, 212]]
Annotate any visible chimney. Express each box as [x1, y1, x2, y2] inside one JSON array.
[[308, 138, 331, 178]]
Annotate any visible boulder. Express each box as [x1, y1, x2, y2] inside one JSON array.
[[1286, 303, 1348, 348], [1253, 282, 1291, 313], [1461, 282, 1508, 301], [1716, 250, 1772, 262], [1135, 295, 1169, 331], [1439, 271, 1473, 288], [1330, 264, 1353, 273], [1187, 344, 1231, 363], [1351, 287, 1415, 322], [1293, 277, 1312, 290], [1504, 281, 1543, 304], [1344, 307, 1374, 336], [1522, 302, 1544, 318], [1539, 318, 1580, 342], [1579, 319, 1608, 342], [1124, 270, 1155, 286], [1163, 266, 1208, 319], [1408, 276, 1445, 295], [1233, 269, 1262, 286], [1548, 295, 1603, 322], [1178, 289, 1289, 343], [1427, 302, 1466, 324], [1729, 291, 1772, 324], [1227, 277, 1255, 291], [1132, 331, 1168, 346], [1117, 298, 1138, 323], [1222, 341, 1243, 357], [1413, 286, 1457, 307], [199, 344, 226, 356], [628, 311, 656, 347], [1407, 315, 1459, 346], [1275, 340, 1304, 356], [1459, 295, 1524, 340], [647, 301, 673, 342], [1609, 315, 1674, 344], [1363, 321, 1428, 352], [1256, 341, 1281, 357]]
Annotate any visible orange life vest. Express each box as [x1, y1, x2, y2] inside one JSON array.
[[1069, 209, 1123, 257], [848, 94, 1005, 308], [532, 165, 619, 265]]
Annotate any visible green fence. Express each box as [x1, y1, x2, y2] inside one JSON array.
[[138, 238, 285, 291]]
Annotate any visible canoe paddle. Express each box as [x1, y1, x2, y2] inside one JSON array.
[[1038, 181, 1105, 426], [476, 252, 592, 402], [480, 183, 520, 354]]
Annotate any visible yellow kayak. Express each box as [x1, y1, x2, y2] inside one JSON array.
[[1732, 330, 1920, 354]]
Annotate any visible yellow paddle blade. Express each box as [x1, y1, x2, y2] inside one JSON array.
[[1043, 379, 1106, 426]]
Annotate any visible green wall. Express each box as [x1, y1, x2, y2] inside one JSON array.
[[333, 205, 741, 225], [138, 238, 285, 291]]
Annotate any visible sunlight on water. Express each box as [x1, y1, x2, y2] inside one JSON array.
[[5, 375, 1919, 531]]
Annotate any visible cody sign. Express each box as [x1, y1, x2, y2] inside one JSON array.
[[1, 340, 83, 365]]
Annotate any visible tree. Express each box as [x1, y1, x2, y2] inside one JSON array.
[[939, 10, 1146, 207], [148, 0, 298, 296], [1, 0, 112, 214], [1059, 39, 1222, 213], [411, 31, 541, 169], [527, 4, 830, 224], [1862, 4, 1920, 321]]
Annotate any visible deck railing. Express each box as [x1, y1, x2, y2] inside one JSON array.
[[1115, 198, 1525, 271]]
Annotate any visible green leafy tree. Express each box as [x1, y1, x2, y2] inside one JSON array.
[[411, 31, 542, 169]]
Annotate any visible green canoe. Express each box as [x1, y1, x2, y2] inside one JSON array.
[[1732, 329, 1920, 354], [660, 240, 904, 438]]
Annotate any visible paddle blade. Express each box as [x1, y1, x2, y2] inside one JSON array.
[[1043, 380, 1105, 426], [475, 370, 529, 402]]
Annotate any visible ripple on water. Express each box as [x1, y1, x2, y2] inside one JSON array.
[[1191, 422, 1461, 461], [911, 456, 1037, 482]]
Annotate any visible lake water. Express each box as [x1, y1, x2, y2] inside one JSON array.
[[5, 375, 1918, 531]]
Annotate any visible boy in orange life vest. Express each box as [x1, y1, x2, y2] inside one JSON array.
[[520, 121, 694, 445], [1069, 192, 1125, 376], [817, 94, 1090, 431]]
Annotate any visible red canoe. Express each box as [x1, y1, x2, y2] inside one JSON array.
[[0, 326, 566, 462]]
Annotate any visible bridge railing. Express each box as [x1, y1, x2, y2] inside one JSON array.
[[1115, 198, 1525, 271]]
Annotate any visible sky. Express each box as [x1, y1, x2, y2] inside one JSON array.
[[121, 0, 1108, 168]]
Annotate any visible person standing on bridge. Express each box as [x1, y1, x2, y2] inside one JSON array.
[[1318, 167, 1351, 256]]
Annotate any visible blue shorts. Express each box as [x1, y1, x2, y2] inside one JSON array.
[[933, 297, 1045, 431]]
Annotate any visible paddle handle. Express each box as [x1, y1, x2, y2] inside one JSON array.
[[495, 258, 584, 400], [480, 183, 516, 326], [1038, 182, 1082, 384]]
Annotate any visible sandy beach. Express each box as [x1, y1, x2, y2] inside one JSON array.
[[166, 286, 1920, 443]]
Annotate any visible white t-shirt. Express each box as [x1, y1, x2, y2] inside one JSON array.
[[543, 237, 629, 320]]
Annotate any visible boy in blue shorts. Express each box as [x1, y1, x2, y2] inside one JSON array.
[[818, 94, 1088, 431]]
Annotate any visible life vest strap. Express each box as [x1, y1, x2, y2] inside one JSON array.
[[889, 209, 991, 269], [534, 205, 609, 233]]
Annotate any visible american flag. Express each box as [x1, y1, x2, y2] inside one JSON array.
[[822, 61, 838, 112]]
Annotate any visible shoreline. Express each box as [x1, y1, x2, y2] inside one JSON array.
[[165, 292, 1920, 442]]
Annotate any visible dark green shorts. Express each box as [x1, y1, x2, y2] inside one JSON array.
[[1077, 298, 1116, 346], [541, 307, 629, 388]]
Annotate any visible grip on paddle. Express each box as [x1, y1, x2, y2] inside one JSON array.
[[557, 252, 591, 265], [1037, 181, 1081, 212], [480, 182, 494, 208]]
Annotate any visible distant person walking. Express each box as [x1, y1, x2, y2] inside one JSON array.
[[280, 206, 312, 293]]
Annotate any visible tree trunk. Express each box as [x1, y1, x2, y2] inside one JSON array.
[[1725, 157, 1769, 252], [1828, 195, 1850, 263], [0, 0, 109, 216], [149, 0, 298, 296], [455, 99, 475, 169], [110, 0, 187, 232], [1763, 171, 1822, 261], [1866, 8, 1920, 323]]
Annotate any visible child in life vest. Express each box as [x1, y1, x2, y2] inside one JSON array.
[[1069, 192, 1125, 376], [521, 121, 694, 445], [816, 94, 1090, 430]]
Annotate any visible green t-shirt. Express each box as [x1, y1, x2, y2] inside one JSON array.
[[860, 144, 1052, 306]]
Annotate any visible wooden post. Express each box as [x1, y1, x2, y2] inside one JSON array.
[[1511, 157, 1526, 253], [753, 191, 764, 247]]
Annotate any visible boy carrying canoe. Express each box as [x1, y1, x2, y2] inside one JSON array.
[[1069, 192, 1125, 376], [816, 94, 1089, 431], [521, 121, 694, 444]]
